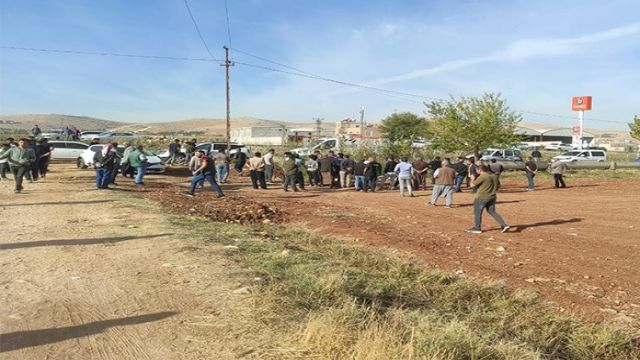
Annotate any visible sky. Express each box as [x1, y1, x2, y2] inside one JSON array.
[[1, 0, 639, 130]]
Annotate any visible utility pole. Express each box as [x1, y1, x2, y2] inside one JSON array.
[[359, 106, 365, 138], [222, 46, 233, 152]]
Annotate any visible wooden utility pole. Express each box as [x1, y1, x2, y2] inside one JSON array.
[[222, 46, 233, 152]]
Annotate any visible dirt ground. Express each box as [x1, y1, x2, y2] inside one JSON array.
[[1, 163, 638, 358], [150, 166, 640, 329], [0, 165, 269, 359]]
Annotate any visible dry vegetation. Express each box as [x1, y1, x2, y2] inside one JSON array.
[[167, 215, 640, 359]]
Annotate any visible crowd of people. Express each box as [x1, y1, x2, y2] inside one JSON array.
[[0, 137, 53, 193]]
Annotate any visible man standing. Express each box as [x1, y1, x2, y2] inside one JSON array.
[[363, 156, 381, 192], [465, 165, 510, 234], [488, 159, 504, 184], [394, 156, 414, 197], [0, 138, 35, 193], [263, 149, 275, 183], [525, 156, 537, 191], [128, 145, 148, 185], [282, 152, 298, 192], [353, 158, 366, 191], [467, 157, 478, 191], [412, 157, 429, 191], [430, 159, 457, 208], [531, 149, 542, 163], [318, 153, 332, 187], [214, 151, 229, 184], [248, 151, 267, 189], [31, 125, 42, 137], [184, 150, 224, 197], [120, 142, 134, 178], [167, 139, 181, 166], [234, 150, 247, 175], [451, 157, 467, 192], [93, 144, 117, 189], [0, 143, 9, 180], [306, 154, 320, 186], [549, 158, 568, 188], [339, 154, 354, 188], [428, 156, 442, 184]]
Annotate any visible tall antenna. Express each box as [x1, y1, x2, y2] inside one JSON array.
[[359, 106, 365, 138]]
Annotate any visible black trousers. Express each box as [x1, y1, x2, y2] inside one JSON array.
[[554, 174, 566, 188], [250, 170, 266, 189], [11, 165, 28, 191], [38, 156, 50, 177], [0, 162, 9, 178]]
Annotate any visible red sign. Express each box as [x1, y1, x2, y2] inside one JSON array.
[[572, 126, 581, 135], [572, 96, 592, 111]]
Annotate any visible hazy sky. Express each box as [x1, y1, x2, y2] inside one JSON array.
[[1, 0, 639, 130]]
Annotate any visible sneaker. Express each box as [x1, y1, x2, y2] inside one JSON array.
[[182, 192, 194, 197], [501, 225, 510, 233], [465, 228, 482, 234], [444, 205, 452, 209]]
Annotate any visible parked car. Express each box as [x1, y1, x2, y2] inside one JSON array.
[[290, 138, 339, 156], [77, 145, 165, 173], [48, 141, 89, 160], [40, 129, 66, 140], [552, 149, 608, 163], [79, 131, 105, 141], [158, 142, 251, 162], [95, 131, 140, 142], [545, 143, 574, 151], [479, 148, 523, 162]]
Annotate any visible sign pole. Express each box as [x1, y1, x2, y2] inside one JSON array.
[[578, 110, 584, 149]]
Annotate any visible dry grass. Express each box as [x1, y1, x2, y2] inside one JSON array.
[[169, 216, 640, 360]]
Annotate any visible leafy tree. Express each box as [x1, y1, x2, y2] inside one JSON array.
[[629, 115, 640, 141], [378, 112, 429, 143], [425, 93, 521, 159]]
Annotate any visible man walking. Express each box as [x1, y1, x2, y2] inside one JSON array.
[[451, 157, 467, 192], [263, 149, 275, 183], [184, 150, 224, 197], [214, 151, 229, 184], [549, 158, 568, 188], [282, 152, 298, 192], [248, 152, 267, 189], [525, 156, 537, 191], [429, 159, 456, 208], [0, 138, 35, 193], [128, 145, 148, 185], [465, 165, 509, 234], [363, 156, 381, 192], [234, 150, 247, 175], [394, 156, 414, 197]]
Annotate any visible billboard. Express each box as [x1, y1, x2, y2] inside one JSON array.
[[572, 96, 592, 111]]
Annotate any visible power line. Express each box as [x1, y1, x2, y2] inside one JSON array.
[[0, 45, 222, 62], [0, 45, 630, 125], [183, 0, 215, 59]]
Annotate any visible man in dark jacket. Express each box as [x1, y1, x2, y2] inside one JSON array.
[[428, 156, 442, 184], [339, 154, 354, 188], [363, 156, 381, 192], [318, 153, 333, 187], [451, 157, 468, 192], [353, 159, 366, 191], [93, 144, 117, 189], [412, 157, 429, 190], [282, 151, 298, 192]]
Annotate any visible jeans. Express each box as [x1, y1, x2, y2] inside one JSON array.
[[216, 164, 228, 183], [283, 174, 297, 191], [554, 174, 566, 188], [38, 156, 50, 177], [295, 170, 305, 189], [11, 165, 28, 191], [0, 162, 8, 178], [454, 175, 465, 192], [526, 172, 535, 190], [189, 172, 224, 195], [431, 184, 454, 206], [354, 175, 365, 190], [308, 170, 320, 186], [472, 198, 507, 230], [135, 166, 146, 184], [264, 164, 274, 182], [339, 170, 352, 188], [398, 175, 412, 196], [95, 168, 113, 189], [250, 170, 267, 189], [364, 176, 376, 192], [235, 160, 245, 174]]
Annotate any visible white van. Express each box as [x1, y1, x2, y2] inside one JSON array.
[[553, 149, 607, 163], [479, 148, 523, 162]]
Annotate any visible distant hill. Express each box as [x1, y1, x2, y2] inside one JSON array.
[[0, 114, 129, 131]]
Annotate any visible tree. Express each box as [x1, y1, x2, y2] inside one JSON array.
[[629, 115, 640, 141], [378, 112, 429, 143], [425, 93, 521, 159]]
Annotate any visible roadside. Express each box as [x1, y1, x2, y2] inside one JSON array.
[[0, 166, 266, 359]]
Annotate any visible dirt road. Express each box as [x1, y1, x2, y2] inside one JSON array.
[[0, 167, 261, 359]]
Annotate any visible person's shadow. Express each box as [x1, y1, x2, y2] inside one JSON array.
[[511, 218, 584, 233]]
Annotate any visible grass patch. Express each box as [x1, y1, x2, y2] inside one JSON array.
[[168, 216, 640, 359]]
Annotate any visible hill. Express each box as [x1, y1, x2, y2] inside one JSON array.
[[0, 114, 129, 131]]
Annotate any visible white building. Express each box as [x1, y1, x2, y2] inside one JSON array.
[[231, 126, 287, 145]]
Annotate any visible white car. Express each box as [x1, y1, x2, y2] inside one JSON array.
[[48, 141, 89, 160], [79, 131, 105, 141], [545, 143, 573, 151], [553, 149, 607, 163], [77, 145, 166, 173], [95, 131, 140, 142]]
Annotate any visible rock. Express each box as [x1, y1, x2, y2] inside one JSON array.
[[232, 287, 250, 295], [599, 308, 618, 315], [161, 263, 173, 267], [583, 275, 590, 279], [525, 277, 552, 283], [496, 246, 506, 252], [189, 208, 197, 212], [127, 225, 137, 228], [262, 219, 271, 224], [280, 249, 290, 257], [455, 269, 465, 275], [487, 237, 495, 241], [223, 245, 239, 250], [70, 276, 81, 281]]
